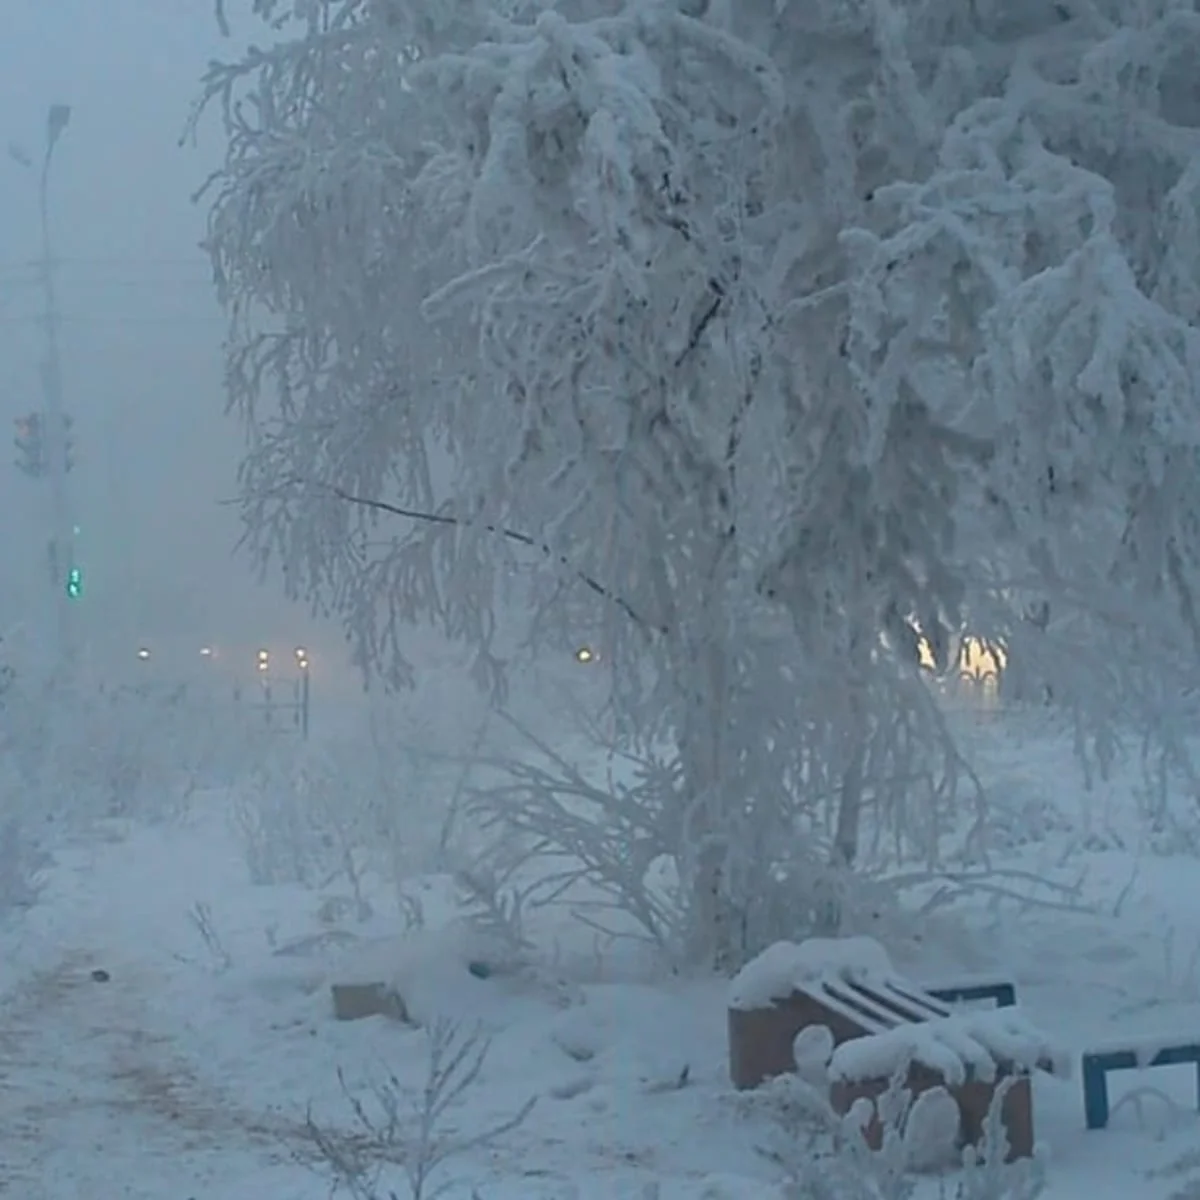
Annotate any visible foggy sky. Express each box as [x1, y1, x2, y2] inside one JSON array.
[[0, 2, 326, 676]]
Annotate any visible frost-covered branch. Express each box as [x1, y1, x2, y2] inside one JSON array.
[[324, 481, 665, 635], [197, 0, 1200, 965]]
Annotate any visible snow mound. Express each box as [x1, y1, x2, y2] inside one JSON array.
[[828, 1008, 1072, 1086], [792, 1023, 836, 1074], [329, 922, 503, 1025], [728, 937, 894, 1009]]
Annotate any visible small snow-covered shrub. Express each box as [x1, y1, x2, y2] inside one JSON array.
[[233, 750, 352, 889], [231, 717, 451, 907], [303, 1018, 536, 1200], [1, 656, 250, 829], [0, 817, 49, 921], [462, 713, 976, 968]]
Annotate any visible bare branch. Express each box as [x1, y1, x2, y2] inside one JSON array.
[[322, 482, 668, 637]]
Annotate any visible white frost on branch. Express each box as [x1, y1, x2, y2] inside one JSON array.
[[196, 0, 1200, 965]]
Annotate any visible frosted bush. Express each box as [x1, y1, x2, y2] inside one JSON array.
[[0, 817, 49, 922], [231, 722, 452, 907], [0, 662, 249, 828]]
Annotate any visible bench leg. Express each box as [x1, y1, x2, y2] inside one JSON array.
[[1082, 1060, 1110, 1130]]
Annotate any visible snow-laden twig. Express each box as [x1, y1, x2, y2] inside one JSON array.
[[303, 1018, 536, 1199], [188, 901, 233, 973]]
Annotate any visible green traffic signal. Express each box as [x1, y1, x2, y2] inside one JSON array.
[[66, 565, 82, 599]]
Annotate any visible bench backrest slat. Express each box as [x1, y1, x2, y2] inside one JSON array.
[[822, 980, 912, 1032], [879, 978, 953, 1019]]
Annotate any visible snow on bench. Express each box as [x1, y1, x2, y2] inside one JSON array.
[[728, 939, 1018, 1013], [1082, 1032, 1200, 1130], [728, 936, 898, 1010], [829, 1008, 1071, 1088]]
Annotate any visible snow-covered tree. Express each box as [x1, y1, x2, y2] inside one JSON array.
[[194, 0, 1200, 965]]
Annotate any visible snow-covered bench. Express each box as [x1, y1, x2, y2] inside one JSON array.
[[925, 975, 1017, 1009], [728, 938, 1067, 1159], [827, 1007, 1069, 1159], [1081, 1035, 1200, 1129]]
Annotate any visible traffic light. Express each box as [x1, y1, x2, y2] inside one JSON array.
[[12, 411, 73, 475], [65, 564, 82, 599], [13, 412, 45, 477]]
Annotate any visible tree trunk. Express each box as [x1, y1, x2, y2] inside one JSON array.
[[679, 634, 738, 970], [821, 627, 871, 936], [832, 629, 870, 870]]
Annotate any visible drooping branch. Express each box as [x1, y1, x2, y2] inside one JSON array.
[[674, 278, 724, 368], [323, 483, 668, 637]]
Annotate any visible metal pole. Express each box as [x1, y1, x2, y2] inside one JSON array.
[[37, 105, 74, 671], [301, 668, 310, 740]]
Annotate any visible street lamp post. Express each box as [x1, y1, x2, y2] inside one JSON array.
[[41, 105, 75, 671], [294, 647, 310, 740], [9, 104, 76, 671]]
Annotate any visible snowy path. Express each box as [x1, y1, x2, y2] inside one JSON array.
[[0, 812, 320, 1200], [4, 768, 1200, 1198], [0, 943, 310, 1198]]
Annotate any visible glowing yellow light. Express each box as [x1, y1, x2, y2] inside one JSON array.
[[914, 629, 1006, 682], [959, 636, 1006, 682], [256, 648, 270, 671], [574, 646, 596, 665]]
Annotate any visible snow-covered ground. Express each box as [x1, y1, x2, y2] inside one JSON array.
[[3, 711, 1200, 1198]]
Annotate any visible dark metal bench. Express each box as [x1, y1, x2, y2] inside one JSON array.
[[1082, 1041, 1200, 1130], [925, 977, 1017, 1009]]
